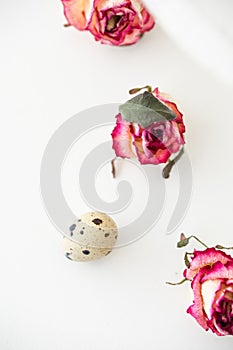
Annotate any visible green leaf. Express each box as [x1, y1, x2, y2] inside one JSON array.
[[119, 91, 176, 128], [177, 238, 189, 248]]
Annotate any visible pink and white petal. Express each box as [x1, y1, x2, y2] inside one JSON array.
[[207, 281, 233, 336], [226, 281, 233, 291], [102, 29, 141, 46], [207, 318, 226, 336], [118, 28, 142, 46], [164, 100, 184, 121], [141, 130, 154, 158], [94, 0, 129, 11], [187, 268, 209, 331], [112, 139, 136, 158], [210, 319, 229, 336], [168, 142, 183, 154], [141, 8, 155, 32], [130, 0, 143, 14], [131, 123, 141, 137], [134, 139, 170, 165], [153, 87, 177, 106], [184, 248, 233, 280], [86, 10, 101, 36], [201, 279, 222, 319], [88, 12, 139, 46], [111, 115, 136, 158], [135, 150, 161, 165], [153, 87, 184, 121], [163, 123, 184, 153], [62, 0, 94, 30], [155, 148, 171, 163], [201, 261, 233, 283]]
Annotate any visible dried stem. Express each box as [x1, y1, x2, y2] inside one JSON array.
[[215, 245, 233, 250], [162, 147, 184, 179], [166, 278, 188, 286], [111, 158, 116, 178], [129, 85, 152, 95], [191, 236, 209, 249], [177, 234, 209, 249]]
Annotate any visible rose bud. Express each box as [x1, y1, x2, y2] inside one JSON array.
[[184, 248, 233, 336], [111, 86, 185, 167], [61, 0, 155, 46]]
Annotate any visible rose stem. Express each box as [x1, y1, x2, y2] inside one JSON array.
[[177, 233, 209, 248], [166, 278, 188, 286], [111, 157, 116, 178], [215, 244, 233, 250], [64, 23, 71, 27], [162, 147, 184, 179], [129, 85, 152, 95], [192, 236, 208, 248], [188, 235, 209, 249]]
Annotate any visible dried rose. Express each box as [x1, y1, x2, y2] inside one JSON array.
[[170, 235, 233, 336], [111, 87, 185, 166], [61, 0, 155, 46], [185, 248, 233, 336]]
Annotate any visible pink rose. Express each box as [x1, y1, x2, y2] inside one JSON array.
[[111, 87, 185, 165], [61, 0, 155, 46], [184, 248, 233, 336]]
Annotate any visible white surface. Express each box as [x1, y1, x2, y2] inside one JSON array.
[[0, 1, 233, 349], [145, 0, 233, 84]]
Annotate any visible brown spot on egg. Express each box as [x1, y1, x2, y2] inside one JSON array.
[[92, 218, 103, 225], [82, 250, 90, 255]]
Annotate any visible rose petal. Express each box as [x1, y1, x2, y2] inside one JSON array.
[[187, 267, 210, 331], [117, 28, 143, 46], [62, 0, 94, 30], [188, 266, 232, 335], [111, 114, 136, 158], [153, 87, 184, 122], [95, 0, 131, 11], [201, 279, 222, 319], [141, 8, 155, 32], [207, 280, 233, 335], [184, 248, 233, 280], [130, 0, 142, 14], [134, 137, 170, 165], [188, 262, 233, 336], [201, 261, 233, 283]]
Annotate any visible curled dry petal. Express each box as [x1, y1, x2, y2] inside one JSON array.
[[111, 114, 136, 158], [62, 0, 94, 30], [184, 248, 233, 280]]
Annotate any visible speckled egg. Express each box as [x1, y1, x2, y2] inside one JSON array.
[[63, 237, 113, 262], [64, 212, 118, 261]]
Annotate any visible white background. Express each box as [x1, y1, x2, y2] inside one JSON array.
[[0, 1, 233, 349]]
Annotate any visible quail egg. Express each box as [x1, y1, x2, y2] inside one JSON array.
[[64, 212, 118, 261]]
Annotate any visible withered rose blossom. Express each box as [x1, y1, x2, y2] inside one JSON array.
[[184, 248, 233, 336], [111, 87, 185, 165], [61, 0, 155, 46]]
